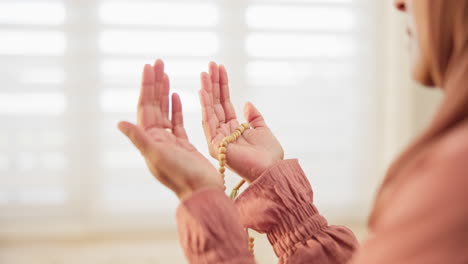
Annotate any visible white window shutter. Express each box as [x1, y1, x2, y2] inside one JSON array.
[[0, 0, 379, 229]]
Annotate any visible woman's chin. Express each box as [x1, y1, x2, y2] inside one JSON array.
[[412, 65, 436, 88]]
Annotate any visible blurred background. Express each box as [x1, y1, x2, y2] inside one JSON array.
[[0, 0, 443, 263]]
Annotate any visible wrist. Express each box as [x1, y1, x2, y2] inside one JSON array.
[[251, 157, 284, 183], [177, 177, 224, 202], [177, 188, 194, 202]]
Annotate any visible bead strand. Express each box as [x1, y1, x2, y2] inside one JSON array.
[[248, 235, 255, 254], [218, 123, 255, 257]]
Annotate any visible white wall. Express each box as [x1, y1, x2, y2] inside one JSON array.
[[378, 0, 442, 170]]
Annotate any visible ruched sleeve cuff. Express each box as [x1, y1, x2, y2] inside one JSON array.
[[176, 188, 255, 264], [234, 159, 358, 263]]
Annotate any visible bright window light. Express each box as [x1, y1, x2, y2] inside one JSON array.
[[17, 152, 38, 171], [0, 155, 10, 171], [176, 90, 200, 113], [247, 6, 355, 31], [20, 67, 66, 84], [99, 2, 219, 27], [0, 133, 8, 147], [100, 59, 148, 82], [0, 2, 65, 25], [101, 184, 177, 212], [254, 0, 352, 2], [17, 132, 36, 147], [0, 0, 378, 227], [246, 33, 355, 58], [100, 59, 207, 84], [41, 131, 67, 147], [99, 31, 219, 56], [0, 31, 66, 55], [100, 89, 199, 113], [0, 93, 66, 115], [102, 151, 145, 169], [18, 188, 65, 204], [40, 152, 67, 171], [100, 90, 139, 113], [0, 192, 8, 204], [247, 61, 354, 86]]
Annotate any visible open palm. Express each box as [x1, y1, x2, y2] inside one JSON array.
[[119, 60, 221, 200], [199, 62, 284, 183]]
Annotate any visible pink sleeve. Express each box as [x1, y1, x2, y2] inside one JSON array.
[[175, 153, 468, 264], [176, 188, 255, 264], [234, 159, 359, 264], [349, 150, 468, 264]]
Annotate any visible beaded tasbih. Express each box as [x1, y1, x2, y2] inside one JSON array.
[[218, 122, 255, 256]]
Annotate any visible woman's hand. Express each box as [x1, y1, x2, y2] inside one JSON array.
[[118, 59, 223, 201], [199, 62, 284, 183]]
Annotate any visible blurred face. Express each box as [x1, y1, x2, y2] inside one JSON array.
[[395, 0, 434, 86]]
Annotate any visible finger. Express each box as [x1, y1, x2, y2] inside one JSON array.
[[161, 73, 171, 129], [199, 88, 217, 141], [138, 64, 156, 128], [244, 102, 267, 128], [171, 93, 188, 140], [118, 121, 153, 155], [209, 62, 226, 123], [219, 65, 237, 122], [200, 72, 219, 127], [152, 59, 165, 127]]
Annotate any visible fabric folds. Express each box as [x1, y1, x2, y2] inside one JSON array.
[[176, 188, 255, 264], [234, 159, 358, 263]]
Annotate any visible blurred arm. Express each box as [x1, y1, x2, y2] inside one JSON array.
[[176, 188, 256, 264]]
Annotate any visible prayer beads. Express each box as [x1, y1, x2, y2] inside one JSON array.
[[218, 123, 255, 257]]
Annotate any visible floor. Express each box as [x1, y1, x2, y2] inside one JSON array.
[[0, 226, 366, 263]]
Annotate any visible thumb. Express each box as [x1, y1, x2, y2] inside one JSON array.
[[244, 102, 267, 128], [118, 121, 152, 154]]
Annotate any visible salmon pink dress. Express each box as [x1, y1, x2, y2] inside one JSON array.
[[176, 159, 468, 263]]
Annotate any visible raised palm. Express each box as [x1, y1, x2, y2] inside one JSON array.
[[119, 60, 221, 200], [199, 62, 284, 182]]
